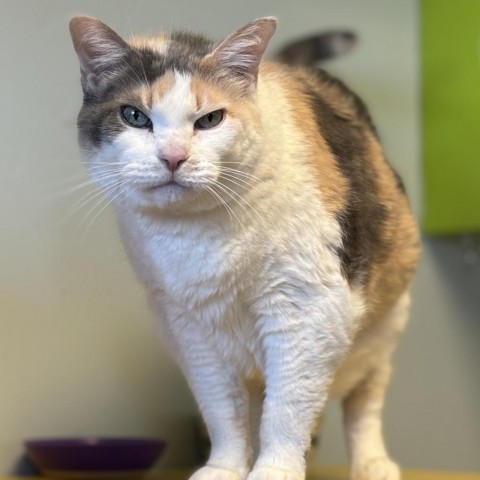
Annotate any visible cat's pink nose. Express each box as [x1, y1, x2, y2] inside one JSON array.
[[159, 150, 187, 173]]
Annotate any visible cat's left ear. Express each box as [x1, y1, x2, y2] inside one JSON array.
[[204, 17, 277, 94]]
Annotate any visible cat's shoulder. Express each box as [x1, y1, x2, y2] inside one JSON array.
[[260, 62, 375, 132]]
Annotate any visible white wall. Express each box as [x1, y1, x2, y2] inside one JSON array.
[[1, 0, 479, 474]]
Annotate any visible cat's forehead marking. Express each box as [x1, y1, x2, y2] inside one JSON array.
[[190, 77, 223, 112], [128, 35, 169, 56], [151, 71, 176, 104], [151, 71, 195, 127]]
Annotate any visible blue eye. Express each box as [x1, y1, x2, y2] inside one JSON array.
[[194, 110, 225, 130], [121, 106, 152, 128]]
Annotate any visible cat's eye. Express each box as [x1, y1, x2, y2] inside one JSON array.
[[120, 106, 152, 129], [194, 110, 225, 130]]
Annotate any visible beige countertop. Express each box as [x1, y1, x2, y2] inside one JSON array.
[[3, 465, 480, 480]]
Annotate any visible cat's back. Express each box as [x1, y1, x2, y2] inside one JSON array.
[[258, 62, 420, 322]]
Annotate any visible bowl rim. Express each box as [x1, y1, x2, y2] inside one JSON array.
[[24, 437, 167, 448]]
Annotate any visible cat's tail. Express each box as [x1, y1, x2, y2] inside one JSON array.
[[275, 30, 357, 66]]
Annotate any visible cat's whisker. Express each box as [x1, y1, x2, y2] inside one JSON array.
[[77, 180, 129, 235], [218, 173, 264, 203], [210, 180, 262, 231], [70, 188, 114, 222], [82, 160, 126, 166], [81, 181, 130, 238], [88, 170, 126, 181], [69, 178, 124, 218], [208, 184, 246, 233], [74, 186, 114, 226], [63, 176, 125, 212], [61, 180, 98, 197], [51, 172, 116, 203], [220, 166, 262, 182], [51, 174, 94, 196], [221, 162, 257, 169], [203, 185, 235, 226], [84, 167, 126, 176], [64, 170, 125, 195], [218, 170, 262, 195], [85, 165, 126, 172], [213, 179, 265, 229]]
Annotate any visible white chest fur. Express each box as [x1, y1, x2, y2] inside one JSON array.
[[114, 161, 352, 376], [121, 211, 253, 301], [117, 209, 267, 374]]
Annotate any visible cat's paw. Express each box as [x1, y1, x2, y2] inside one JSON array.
[[247, 467, 304, 480], [189, 466, 244, 480], [351, 457, 401, 480]]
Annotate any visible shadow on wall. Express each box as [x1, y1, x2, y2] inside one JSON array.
[[427, 233, 480, 346], [425, 234, 480, 450], [429, 233, 480, 290]]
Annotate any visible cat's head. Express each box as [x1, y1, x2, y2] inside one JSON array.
[[69, 17, 276, 214]]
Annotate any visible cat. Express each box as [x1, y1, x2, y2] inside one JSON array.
[[69, 16, 420, 480]]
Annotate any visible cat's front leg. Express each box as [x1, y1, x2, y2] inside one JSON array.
[[248, 304, 351, 480], [166, 324, 252, 480]]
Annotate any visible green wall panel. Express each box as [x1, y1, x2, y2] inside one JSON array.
[[422, 0, 480, 234]]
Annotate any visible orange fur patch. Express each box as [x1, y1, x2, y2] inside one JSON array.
[[362, 133, 420, 323], [260, 63, 348, 215], [150, 71, 176, 106], [128, 34, 169, 55], [190, 76, 261, 132], [191, 77, 228, 113]]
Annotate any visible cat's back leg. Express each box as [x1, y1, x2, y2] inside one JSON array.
[[341, 291, 411, 480]]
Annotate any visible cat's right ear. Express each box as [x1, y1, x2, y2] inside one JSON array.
[[204, 17, 277, 95], [69, 16, 131, 94]]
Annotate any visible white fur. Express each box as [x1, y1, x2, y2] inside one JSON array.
[[82, 70, 409, 480]]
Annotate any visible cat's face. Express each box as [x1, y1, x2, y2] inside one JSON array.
[[70, 17, 276, 214]]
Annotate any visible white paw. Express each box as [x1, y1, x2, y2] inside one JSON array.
[[189, 466, 244, 480], [351, 457, 401, 480], [247, 467, 304, 480]]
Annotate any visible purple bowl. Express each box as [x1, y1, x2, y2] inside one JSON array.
[[25, 437, 167, 474]]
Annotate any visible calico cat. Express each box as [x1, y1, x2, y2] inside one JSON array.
[[69, 16, 419, 480]]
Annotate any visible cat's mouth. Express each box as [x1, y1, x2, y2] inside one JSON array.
[[145, 180, 186, 191]]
